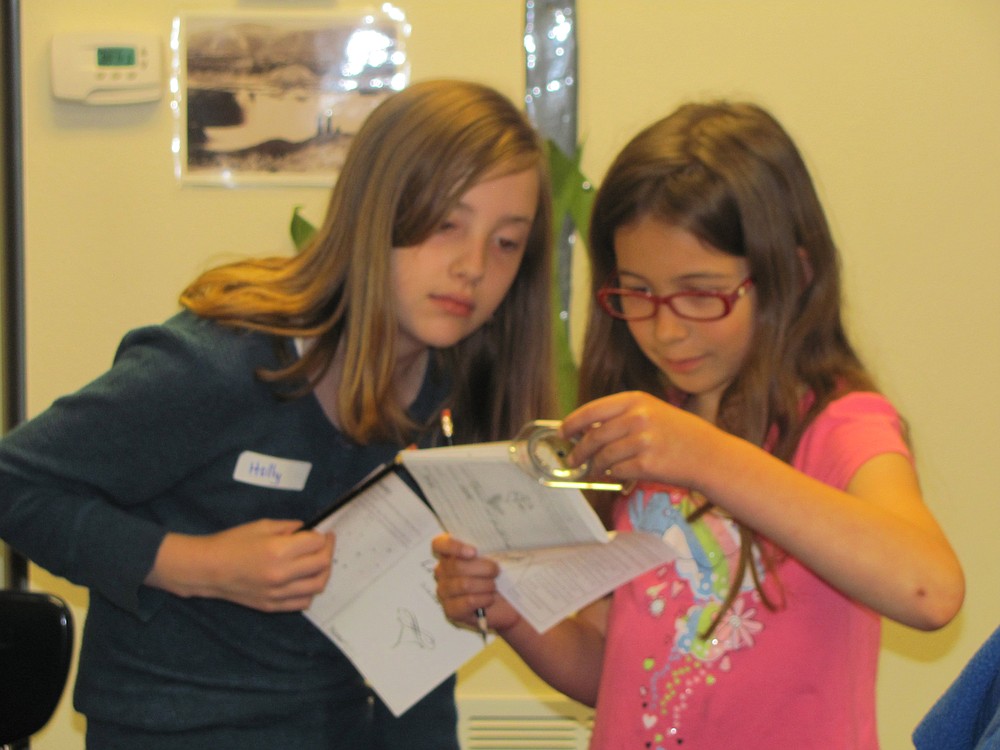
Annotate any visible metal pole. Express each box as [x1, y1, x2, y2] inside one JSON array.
[[524, 0, 578, 330], [2, 0, 29, 593]]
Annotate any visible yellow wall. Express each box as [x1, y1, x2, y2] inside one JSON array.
[[14, 2, 1000, 748]]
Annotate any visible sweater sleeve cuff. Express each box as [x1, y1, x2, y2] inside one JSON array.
[[76, 506, 169, 619]]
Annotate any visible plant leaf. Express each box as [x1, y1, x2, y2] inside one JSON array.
[[545, 140, 596, 415], [290, 206, 317, 251], [546, 140, 594, 247]]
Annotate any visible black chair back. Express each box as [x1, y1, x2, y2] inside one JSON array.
[[0, 590, 74, 746]]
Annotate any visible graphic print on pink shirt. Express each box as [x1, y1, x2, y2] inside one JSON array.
[[618, 482, 776, 743]]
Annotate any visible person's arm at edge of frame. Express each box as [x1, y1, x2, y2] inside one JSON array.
[[432, 533, 607, 707]]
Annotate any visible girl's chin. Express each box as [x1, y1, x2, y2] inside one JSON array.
[[413, 328, 476, 350]]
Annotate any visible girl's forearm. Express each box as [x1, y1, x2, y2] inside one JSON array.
[[498, 614, 606, 706], [694, 431, 964, 630]]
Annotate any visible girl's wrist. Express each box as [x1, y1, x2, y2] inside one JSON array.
[[493, 609, 530, 641], [146, 532, 211, 599]]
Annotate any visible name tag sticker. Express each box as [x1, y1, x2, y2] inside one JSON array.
[[233, 451, 312, 491]]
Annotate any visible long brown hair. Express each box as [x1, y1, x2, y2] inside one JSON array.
[[181, 80, 555, 444], [581, 101, 876, 630]]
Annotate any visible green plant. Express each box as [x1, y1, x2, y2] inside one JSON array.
[[290, 207, 316, 251], [544, 140, 594, 415], [289, 139, 595, 416]]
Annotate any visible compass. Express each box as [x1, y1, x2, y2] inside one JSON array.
[[509, 420, 622, 490]]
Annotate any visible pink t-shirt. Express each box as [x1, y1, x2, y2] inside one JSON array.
[[589, 392, 910, 750]]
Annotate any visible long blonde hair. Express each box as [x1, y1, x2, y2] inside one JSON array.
[[181, 80, 555, 444]]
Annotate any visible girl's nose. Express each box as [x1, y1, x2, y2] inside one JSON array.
[[652, 302, 689, 342], [451, 240, 487, 283]]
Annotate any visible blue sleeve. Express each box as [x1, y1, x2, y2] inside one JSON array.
[[913, 625, 1000, 749]]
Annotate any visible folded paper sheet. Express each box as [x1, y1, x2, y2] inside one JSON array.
[[305, 443, 675, 715]]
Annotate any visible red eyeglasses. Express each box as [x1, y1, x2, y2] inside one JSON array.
[[597, 277, 754, 321]]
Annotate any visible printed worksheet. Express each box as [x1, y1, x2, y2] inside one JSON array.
[[303, 447, 677, 716], [399, 446, 676, 630], [495, 531, 677, 632], [398, 446, 610, 553], [303, 469, 484, 717]]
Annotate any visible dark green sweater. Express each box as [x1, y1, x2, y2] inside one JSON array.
[[0, 311, 457, 748]]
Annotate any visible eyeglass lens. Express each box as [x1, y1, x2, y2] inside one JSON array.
[[604, 291, 731, 321], [617, 292, 727, 320]]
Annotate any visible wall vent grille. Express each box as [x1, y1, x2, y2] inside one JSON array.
[[458, 696, 594, 750]]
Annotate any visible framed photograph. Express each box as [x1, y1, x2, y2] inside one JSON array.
[[171, 6, 410, 187]]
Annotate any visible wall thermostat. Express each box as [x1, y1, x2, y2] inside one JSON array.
[[51, 32, 162, 105]]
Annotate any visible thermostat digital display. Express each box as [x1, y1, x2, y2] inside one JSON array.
[[51, 32, 162, 105], [96, 46, 137, 67]]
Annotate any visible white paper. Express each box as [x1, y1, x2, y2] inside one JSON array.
[[399, 447, 609, 554], [495, 531, 677, 632], [400, 445, 676, 633], [303, 470, 484, 717], [304, 444, 677, 715]]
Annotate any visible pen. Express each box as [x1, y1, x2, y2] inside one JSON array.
[[440, 408, 489, 644]]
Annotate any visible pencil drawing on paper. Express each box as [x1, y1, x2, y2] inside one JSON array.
[[394, 608, 436, 650]]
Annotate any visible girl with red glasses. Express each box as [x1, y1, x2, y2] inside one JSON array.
[[434, 101, 964, 749]]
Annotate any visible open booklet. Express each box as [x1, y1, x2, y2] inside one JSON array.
[[303, 438, 676, 717]]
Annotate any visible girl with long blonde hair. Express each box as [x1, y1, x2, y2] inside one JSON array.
[[0, 79, 554, 749]]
